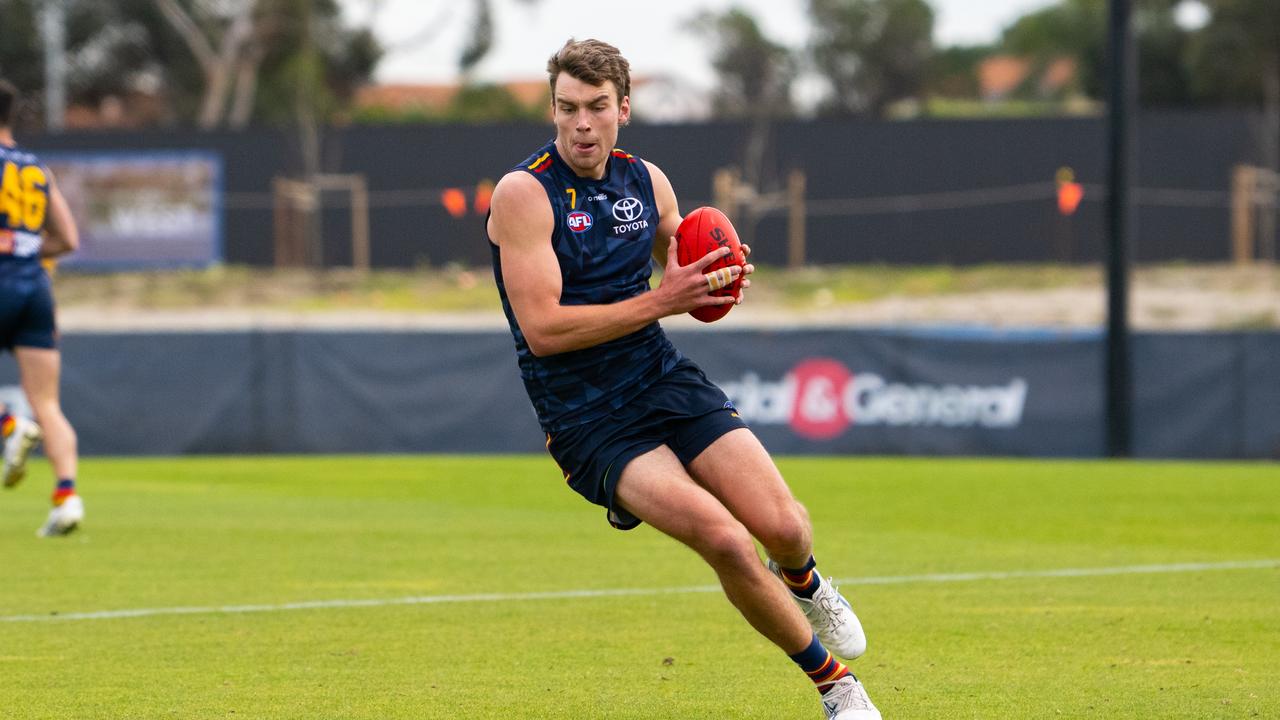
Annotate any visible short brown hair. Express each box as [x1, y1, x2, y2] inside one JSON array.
[[546, 39, 631, 103]]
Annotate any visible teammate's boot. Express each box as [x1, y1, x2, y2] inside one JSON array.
[[819, 675, 881, 720], [769, 559, 868, 660], [37, 494, 84, 537], [2, 416, 43, 488]]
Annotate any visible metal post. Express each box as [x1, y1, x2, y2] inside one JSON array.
[[713, 167, 740, 226], [1231, 165, 1256, 265], [40, 0, 67, 132], [350, 175, 370, 273], [1105, 0, 1134, 457], [787, 170, 806, 268]]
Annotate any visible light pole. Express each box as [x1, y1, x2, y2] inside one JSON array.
[[1106, 0, 1134, 457], [40, 0, 67, 132]]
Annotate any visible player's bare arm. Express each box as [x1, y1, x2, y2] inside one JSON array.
[[645, 160, 754, 304], [490, 170, 739, 357], [40, 174, 79, 258]]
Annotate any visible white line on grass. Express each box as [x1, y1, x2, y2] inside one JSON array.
[[3, 559, 1275, 624]]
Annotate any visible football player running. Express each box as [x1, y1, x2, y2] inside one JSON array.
[[486, 39, 879, 719], [0, 79, 85, 537]]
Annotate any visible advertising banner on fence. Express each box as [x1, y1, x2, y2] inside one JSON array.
[[0, 329, 1274, 459], [43, 151, 223, 269], [671, 330, 1104, 457]]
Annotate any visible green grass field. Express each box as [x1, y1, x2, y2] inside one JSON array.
[[1, 455, 1277, 719]]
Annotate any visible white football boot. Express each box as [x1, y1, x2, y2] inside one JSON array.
[[2, 416, 43, 488], [820, 675, 882, 720], [37, 494, 84, 537], [769, 559, 868, 660]]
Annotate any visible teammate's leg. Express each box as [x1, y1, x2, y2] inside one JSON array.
[[0, 402, 43, 488], [16, 347, 76, 481], [686, 428, 868, 660], [16, 346, 82, 536]]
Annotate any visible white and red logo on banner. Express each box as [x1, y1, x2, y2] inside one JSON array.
[[717, 357, 1028, 440]]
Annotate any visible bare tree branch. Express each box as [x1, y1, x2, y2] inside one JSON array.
[[197, 4, 254, 127], [155, 0, 261, 129], [153, 0, 218, 73], [228, 43, 266, 128]]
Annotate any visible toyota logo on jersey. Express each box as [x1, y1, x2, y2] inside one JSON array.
[[610, 197, 649, 235], [612, 197, 643, 222]]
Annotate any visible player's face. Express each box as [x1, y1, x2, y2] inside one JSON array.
[[552, 72, 630, 179]]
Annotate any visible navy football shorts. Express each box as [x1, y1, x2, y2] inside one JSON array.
[[545, 358, 749, 531], [0, 268, 57, 351]]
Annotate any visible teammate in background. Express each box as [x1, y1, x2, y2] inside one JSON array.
[[0, 78, 84, 537], [487, 40, 879, 719]]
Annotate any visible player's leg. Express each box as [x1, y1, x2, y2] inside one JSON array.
[[685, 428, 812, 565], [686, 428, 868, 660], [615, 444, 811, 651], [16, 347, 76, 481], [16, 346, 82, 536], [0, 279, 42, 488], [614, 446, 877, 719]]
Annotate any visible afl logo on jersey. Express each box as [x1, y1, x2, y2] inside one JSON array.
[[566, 211, 593, 233]]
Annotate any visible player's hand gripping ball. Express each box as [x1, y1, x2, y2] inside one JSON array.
[[675, 206, 744, 323]]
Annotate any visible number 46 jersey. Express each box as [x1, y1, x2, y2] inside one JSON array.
[[0, 143, 51, 265]]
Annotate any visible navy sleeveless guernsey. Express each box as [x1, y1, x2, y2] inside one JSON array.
[[0, 143, 58, 350], [489, 140, 681, 433], [0, 143, 50, 275]]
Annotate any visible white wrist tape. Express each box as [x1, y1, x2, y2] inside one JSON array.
[[706, 267, 734, 292]]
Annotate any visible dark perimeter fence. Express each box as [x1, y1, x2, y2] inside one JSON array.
[[29, 111, 1273, 269]]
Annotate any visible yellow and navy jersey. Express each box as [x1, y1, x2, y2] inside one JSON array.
[[489, 139, 681, 433], [0, 143, 49, 266]]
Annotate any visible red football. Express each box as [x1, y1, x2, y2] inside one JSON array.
[[674, 206, 744, 323]]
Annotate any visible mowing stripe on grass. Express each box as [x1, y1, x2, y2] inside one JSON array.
[[3, 559, 1275, 624]]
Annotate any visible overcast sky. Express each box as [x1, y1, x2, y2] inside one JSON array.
[[343, 0, 1059, 88]]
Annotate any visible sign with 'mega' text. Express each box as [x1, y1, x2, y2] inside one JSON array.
[[42, 151, 223, 269]]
